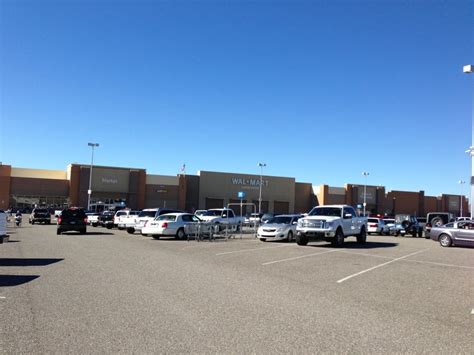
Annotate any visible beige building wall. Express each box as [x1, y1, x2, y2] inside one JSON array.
[[11, 167, 67, 180], [146, 174, 179, 186], [198, 171, 295, 213]]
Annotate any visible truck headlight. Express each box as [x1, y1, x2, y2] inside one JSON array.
[[325, 221, 334, 228]]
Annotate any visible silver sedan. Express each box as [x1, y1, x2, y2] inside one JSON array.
[[430, 220, 474, 247]]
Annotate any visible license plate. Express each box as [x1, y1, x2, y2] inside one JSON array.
[[70, 221, 76, 224]]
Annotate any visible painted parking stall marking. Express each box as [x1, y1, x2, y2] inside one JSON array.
[[262, 249, 339, 266], [336, 249, 429, 284], [216, 244, 294, 256]]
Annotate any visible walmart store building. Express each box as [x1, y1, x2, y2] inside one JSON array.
[[0, 163, 467, 217]]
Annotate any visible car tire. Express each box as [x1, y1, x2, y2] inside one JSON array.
[[418, 230, 423, 238], [31, 220, 35, 225], [127, 227, 135, 234], [357, 227, 367, 244], [432, 217, 443, 227], [260, 238, 266, 242], [439, 234, 452, 247], [332, 228, 344, 247], [296, 233, 308, 246], [152, 235, 160, 240], [106, 224, 113, 229], [286, 231, 293, 242], [142, 234, 147, 237], [56, 230, 61, 235], [80, 228, 86, 235], [176, 228, 186, 240]]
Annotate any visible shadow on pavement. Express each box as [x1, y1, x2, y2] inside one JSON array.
[[0, 275, 40, 287], [7, 240, 20, 243], [0, 258, 64, 267], [60, 232, 113, 236], [309, 241, 399, 249]]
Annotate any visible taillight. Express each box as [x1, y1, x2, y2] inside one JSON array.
[[426, 223, 431, 228], [369, 224, 377, 227], [84, 217, 88, 224], [162, 222, 168, 228], [58, 217, 62, 224]]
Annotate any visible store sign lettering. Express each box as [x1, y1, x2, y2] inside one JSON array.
[[102, 177, 118, 184], [231, 177, 269, 187]]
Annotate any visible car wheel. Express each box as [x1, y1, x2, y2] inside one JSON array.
[[357, 227, 367, 244], [31, 220, 35, 225], [296, 233, 308, 246], [152, 235, 160, 240], [176, 228, 186, 240], [56, 229, 61, 235], [418, 230, 423, 238], [81, 228, 86, 234], [286, 231, 293, 242], [439, 234, 452, 247], [106, 224, 113, 229], [432, 217, 443, 227], [127, 227, 135, 234], [142, 234, 147, 237], [331, 228, 344, 247], [260, 238, 266, 242]]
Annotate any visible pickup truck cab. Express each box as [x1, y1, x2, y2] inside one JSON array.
[[296, 205, 367, 247], [197, 208, 245, 231]]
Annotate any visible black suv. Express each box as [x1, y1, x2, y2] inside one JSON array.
[[57, 208, 87, 235], [29, 208, 51, 224], [395, 214, 423, 237]]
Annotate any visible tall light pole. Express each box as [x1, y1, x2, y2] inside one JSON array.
[[463, 64, 473, 217], [458, 180, 465, 217], [362, 172, 370, 216], [258, 162, 266, 214], [87, 143, 99, 211]]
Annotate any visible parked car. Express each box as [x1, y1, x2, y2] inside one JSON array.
[[367, 218, 387, 235], [395, 214, 423, 237], [98, 211, 115, 229], [258, 214, 301, 242], [197, 208, 245, 231], [194, 210, 207, 217], [296, 205, 367, 247], [261, 213, 278, 223], [127, 208, 183, 234], [429, 220, 474, 247], [114, 209, 140, 229], [116, 211, 140, 230], [382, 218, 406, 236], [86, 212, 100, 226], [141, 213, 202, 239], [57, 207, 87, 235], [425, 212, 455, 239], [0, 210, 8, 243], [29, 208, 51, 224], [246, 213, 263, 225], [416, 217, 427, 230]]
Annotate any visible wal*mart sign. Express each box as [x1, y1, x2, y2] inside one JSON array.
[[231, 177, 269, 187]]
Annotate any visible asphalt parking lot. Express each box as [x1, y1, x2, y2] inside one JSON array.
[[1, 220, 473, 353]]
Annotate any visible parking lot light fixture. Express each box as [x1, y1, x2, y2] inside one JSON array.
[[464, 65, 473, 218], [258, 163, 266, 214], [87, 143, 99, 211], [362, 172, 369, 216], [459, 180, 466, 217]]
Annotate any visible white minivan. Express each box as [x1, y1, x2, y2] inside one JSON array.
[[0, 210, 8, 243]]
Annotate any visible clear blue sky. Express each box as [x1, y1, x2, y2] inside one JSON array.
[[1, 0, 473, 197]]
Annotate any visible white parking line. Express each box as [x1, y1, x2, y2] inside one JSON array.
[[338, 250, 395, 260], [336, 249, 429, 284], [0, 296, 6, 299], [216, 244, 293, 256], [471, 309, 474, 315], [262, 249, 339, 266], [404, 259, 474, 270]]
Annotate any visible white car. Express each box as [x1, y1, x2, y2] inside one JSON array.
[[117, 210, 140, 230], [141, 213, 202, 240], [383, 218, 406, 236], [258, 214, 301, 242], [0, 210, 8, 243], [367, 218, 388, 235], [86, 212, 100, 226], [114, 210, 140, 229], [194, 210, 207, 217], [127, 208, 183, 234]]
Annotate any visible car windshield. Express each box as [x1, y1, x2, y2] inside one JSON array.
[[266, 216, 292, 224], [309, 207, 341, 217], [395, 215, 409, 223], [204, 210, 222, 216], [157, 215, 177, 221], [139, 211, 157, 218]]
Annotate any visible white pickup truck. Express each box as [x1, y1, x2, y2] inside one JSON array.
[[197, 208, 245, 231], [296, 205, 367, 247]]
